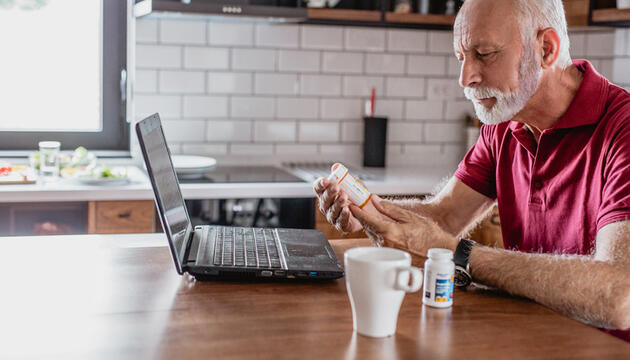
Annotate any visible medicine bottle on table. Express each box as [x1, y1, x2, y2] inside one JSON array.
[[422, 248, 455, 308]]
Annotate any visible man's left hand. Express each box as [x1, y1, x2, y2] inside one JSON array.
[[350, 198, 458, 257]]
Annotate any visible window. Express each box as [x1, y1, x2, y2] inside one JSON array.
[[0, 0, 129, 153]]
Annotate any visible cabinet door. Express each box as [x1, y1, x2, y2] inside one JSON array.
[[88, 201, 155, 234], [5, 202, 87, 236]]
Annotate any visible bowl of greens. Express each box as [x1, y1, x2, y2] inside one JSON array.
[[74, 165, 129, 185]]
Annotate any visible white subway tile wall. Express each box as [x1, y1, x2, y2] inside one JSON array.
[[612, 29, 630, 88], [159, 20, 206, 45], [208, 22, 254, 46], [256, 24, 300, 49], [159, 71, 205, 93], [184, 47, 229, 70], [300, 74, 342, 96], [386, 29, 426, 53], [301, 26, 344, 50], [183, 96, 228, 118], [344, 28, 386, 52], [255, 73, 299, 95], [134, 19, 620, 165], [207, 72, 252, 94], [278, 50, 320, 72], [585, 31, 615, 58], [322, 52, 364, 74]]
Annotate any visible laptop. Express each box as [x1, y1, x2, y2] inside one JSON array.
[[136, 113, 344, 280]]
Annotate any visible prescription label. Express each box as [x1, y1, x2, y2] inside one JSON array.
[[434, 276, 454, 303]]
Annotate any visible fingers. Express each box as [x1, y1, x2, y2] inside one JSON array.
[[326, 193, 346, 226], [350, 204, 391, 234], [372, 198, 411, 223], [319, 184, 339, 214], [336, 207, 353, 233], [313, 177, 329, 196]]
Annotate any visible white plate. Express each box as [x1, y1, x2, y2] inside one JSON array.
[[172, 155, 217, 175], [74, 177, 130, 186]]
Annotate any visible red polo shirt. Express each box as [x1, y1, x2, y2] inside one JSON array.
[[454, 60, 630, 342]]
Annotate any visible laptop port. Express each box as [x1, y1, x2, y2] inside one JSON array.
[[296, 272, 307, 277], [274, 270, 286, 276], [260, 270, 273, 277], [309, 271, 318, 276]]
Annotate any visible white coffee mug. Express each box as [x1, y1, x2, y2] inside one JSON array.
[[345, 247, 423, 338]]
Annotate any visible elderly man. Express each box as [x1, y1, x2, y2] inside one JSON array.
[[314, 0, 630, 342]]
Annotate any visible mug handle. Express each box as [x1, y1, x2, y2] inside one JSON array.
[[395, 266, 423, 292]]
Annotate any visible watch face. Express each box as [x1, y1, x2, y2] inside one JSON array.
[[454, 266, 471, 287]]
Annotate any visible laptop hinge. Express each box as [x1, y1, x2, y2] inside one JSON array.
[[181, 226, 196, 271]]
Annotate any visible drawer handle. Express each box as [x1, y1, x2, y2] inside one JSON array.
[[118, 211, 132, 219]]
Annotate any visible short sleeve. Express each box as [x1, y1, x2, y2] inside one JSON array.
[[597, 121, 630, 231], [453, 125, 497, 199]]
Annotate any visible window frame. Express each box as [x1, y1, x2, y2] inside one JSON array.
[[0, 0, 130, 156]]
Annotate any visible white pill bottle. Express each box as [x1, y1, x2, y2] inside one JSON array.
[[422, 248, 455, 308]]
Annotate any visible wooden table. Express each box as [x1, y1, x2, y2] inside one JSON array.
[[1, 234, 628, 359]]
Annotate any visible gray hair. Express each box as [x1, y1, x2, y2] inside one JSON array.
[[457, 0, 573, 68], [513, 0, 572, 68]]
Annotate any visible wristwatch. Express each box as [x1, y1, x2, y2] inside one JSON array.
[[454, 238, 476, 288]]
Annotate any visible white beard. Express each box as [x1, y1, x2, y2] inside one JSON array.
[[464, 42, 542, 125]]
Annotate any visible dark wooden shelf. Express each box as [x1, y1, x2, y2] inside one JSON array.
[[591, 7, 630, 24], [385, 12, 455, 26], [305, 9, 454, 29], [307, 8, 381, 22]]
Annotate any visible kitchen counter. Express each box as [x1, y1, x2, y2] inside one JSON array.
[[0, 164, 456, 203]]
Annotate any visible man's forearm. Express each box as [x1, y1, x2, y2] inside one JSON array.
[[386, 195, 493, 239], [387, 197, 448, 229], [469, 245, 630, 330]]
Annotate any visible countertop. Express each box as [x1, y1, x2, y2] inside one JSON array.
[[0, 164, 456, 203]]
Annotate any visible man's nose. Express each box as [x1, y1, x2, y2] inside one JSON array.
[[459, 59, 482, 88]]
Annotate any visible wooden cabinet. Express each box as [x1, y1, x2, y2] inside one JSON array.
[[88, 200, 156, 234], [0, 201, 157, 236], [469, 204, 503, 248]]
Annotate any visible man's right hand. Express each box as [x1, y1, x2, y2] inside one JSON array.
[[313, 177, 363, 234]]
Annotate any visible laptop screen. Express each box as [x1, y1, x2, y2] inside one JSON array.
[[136, 114, 191, 274]]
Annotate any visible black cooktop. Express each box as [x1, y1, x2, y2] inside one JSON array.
[[177, 166, 306, 184]]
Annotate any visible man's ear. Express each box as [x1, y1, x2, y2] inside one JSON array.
[[536, 27, 560, 69]]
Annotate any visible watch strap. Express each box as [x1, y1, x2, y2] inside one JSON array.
[[454, 238, 475, 270]]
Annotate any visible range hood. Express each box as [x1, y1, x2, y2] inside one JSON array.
[[134, 0, 308, 22]]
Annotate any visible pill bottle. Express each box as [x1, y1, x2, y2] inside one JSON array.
[[327, 163, 372, 208], [422, 248, 455, 308]]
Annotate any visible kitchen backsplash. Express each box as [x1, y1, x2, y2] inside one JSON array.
[[133, 17, 625, 167]]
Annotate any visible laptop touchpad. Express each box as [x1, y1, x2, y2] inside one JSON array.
[[285, 244, 329, 258]]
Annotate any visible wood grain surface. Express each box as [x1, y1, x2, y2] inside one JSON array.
[[592, 7, 630, 23], [0, 235, 628, 360], [87, 200, 155, 234], [307, 8, 381, 22]]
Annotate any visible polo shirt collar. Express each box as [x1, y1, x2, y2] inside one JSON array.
[[508, 59, 608, 131]]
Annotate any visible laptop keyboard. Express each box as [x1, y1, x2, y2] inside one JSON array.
[[210, 227, 283, 268]]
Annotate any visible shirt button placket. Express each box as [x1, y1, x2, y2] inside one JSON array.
[[530, 179, 544, 205]]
